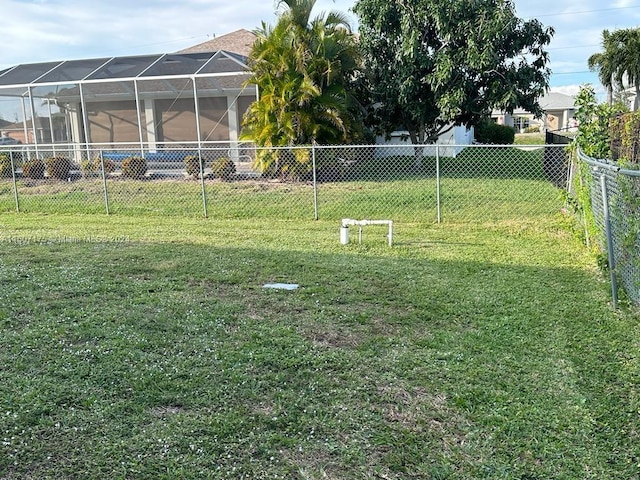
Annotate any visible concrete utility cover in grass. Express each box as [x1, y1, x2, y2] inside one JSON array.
[[263, 283, 299, 290]]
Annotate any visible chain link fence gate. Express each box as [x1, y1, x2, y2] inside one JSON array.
[[0, 143, 569, 224]]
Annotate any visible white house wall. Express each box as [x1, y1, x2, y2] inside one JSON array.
[[375, 126, 474, 158]]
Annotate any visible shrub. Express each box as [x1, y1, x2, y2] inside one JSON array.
[[253, 149, 279, 178], [0, 153, 13, 178], [82, 157, 116, 176], [210, 157, 236, 180], [524, 125, 540, 134], [184, 155, 205, 179], [475, 120, 515, 144], [94, 157, 116, 174], [122, 156, 147, 179], [253, 148, 313, 180], [80, 158, 96, 176], [288, 149, 312, 179], [22, 158, 46, 179], [574, 85, 627, 159], [45, 156, 73, 180]]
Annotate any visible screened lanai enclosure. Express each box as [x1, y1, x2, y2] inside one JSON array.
[[0, 51, 257, 169]]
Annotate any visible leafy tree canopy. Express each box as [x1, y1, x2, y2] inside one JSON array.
[[353, 0, 554, 144]]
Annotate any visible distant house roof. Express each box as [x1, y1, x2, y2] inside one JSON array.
[[492, 92, 576, 117], [178, 29, 257, 58], [538, 92, 576, 111], [2, 117, 52, 129]]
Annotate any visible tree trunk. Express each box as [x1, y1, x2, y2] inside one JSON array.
[[408, 123, 426, 168], [635, 84, 640, 111]]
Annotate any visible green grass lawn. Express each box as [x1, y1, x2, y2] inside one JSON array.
[[0, 209, 638, 479], [514, 133, 546, 145]]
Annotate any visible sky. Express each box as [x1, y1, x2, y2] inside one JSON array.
[[3, 0, 640, 99]]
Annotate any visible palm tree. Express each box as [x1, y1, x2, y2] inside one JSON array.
[[241, 0, 364, 175], [588, 30, 615, 105], [610, 28, 640, 110], [589, 27, 640, 110]]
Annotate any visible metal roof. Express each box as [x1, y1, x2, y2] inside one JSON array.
[[0, 51, 250, 90]]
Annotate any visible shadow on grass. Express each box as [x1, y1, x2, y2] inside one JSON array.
[[0, 238, 635, 478]]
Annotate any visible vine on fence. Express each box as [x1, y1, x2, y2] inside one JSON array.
[[609, 111, 640, 164], [573, 85, 640, 304], [569, 86, 617, 248]]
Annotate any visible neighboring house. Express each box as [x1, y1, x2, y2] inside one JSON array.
[[492, 92, 577, 132], [0, 117, 63, 144], [618, 82, 637, 110]]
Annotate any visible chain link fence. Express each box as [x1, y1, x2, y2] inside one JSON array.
[[576, 149, 640, 306], [0, 142, 569, 224]]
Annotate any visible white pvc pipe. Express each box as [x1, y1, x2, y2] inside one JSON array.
[[341, 219, 393, 246], [340, 226, 349, 244]]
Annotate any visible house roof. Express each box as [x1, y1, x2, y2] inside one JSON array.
[[1, 117, 49, 129], [178, 29, 257, 57], [538, 92, 576, 111], [493, 92, 576, 116]]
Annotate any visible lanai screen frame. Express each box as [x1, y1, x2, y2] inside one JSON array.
[[0, 51, 257, 157]]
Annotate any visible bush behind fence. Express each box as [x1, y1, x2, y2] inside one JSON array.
[[0, 142, 570, 224]]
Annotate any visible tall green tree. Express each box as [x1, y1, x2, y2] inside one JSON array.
[[609, 28, 640, 111], [574, 85, 627, 159], [588, 30, 616, 105], [353, 0, 554, 145], [241, 0, 364, 148]]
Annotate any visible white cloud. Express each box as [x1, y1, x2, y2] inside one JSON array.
[[613, 0, 635, 7], [550, 85, 583, 97], [1, 0, 280, 67], [0, 0, 637, 94]]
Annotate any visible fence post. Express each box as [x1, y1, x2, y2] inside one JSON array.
[[598, 168, 618, 309], [10, 150, 19, 212], [312, 142, 319, 220], [436, 144, 441, 224], [99, 150, 110, 215], [199, 150, 208, 218]]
